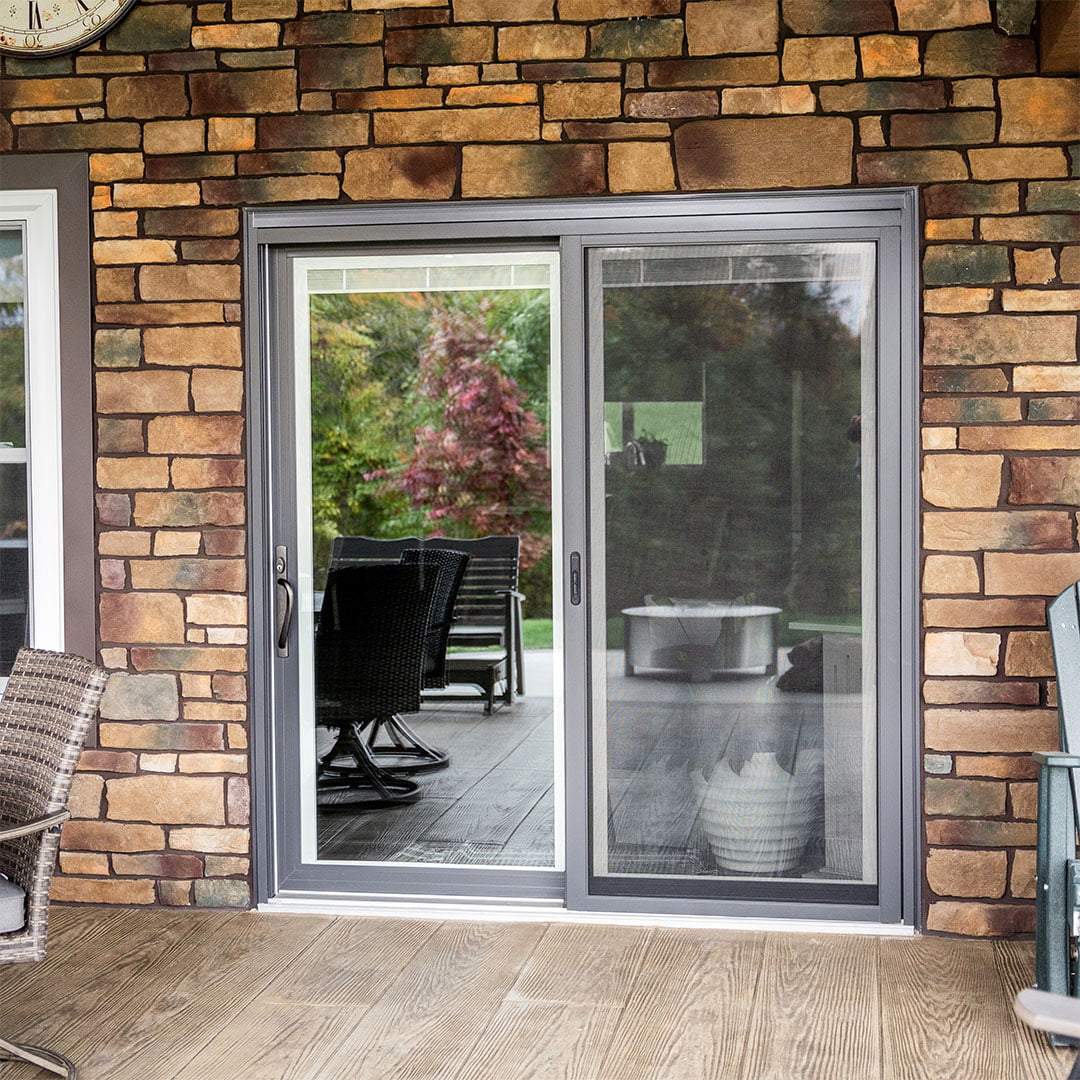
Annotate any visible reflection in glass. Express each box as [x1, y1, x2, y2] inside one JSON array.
[[298, 253, 561, 871], [592, 243, 876, 900], [0, 229, 27, 677]]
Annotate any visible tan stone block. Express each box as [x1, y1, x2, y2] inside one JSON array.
[[100, 592, 186, 645], [983, 217, 1080, 244], [93, 239, 177, 265], [960, 426, 1080, 451], [178, 752, 247, 774], [923, 287, 993, 313], [445, 84, 538, 107], [999, 78, 1080, 144], [925, 683, 1040, 707], [181, 673, 213, 699], [894, 0, 990, 30], [926, 848, 1006, 898], [1003, 290, 1080, 314], [924, 631, 1000, 676], [985, 552, 1080, 596], [1061, 248, 1080, 284], [543, 82, 622, 120], [67, 773, 104, 820], [147, 416, 244, 455], [186, 594, 248, 626], [208, 117, 256, 152], [925, 219, 974, 240], [98, 531, 151, 557], [951, 78, 995, 108], [607, 141, 676, 194], [0, 77, 102, 109], [144, 120, 205, 156], [184, 701, 248, 723], [626, 90, 719, 118], [112, 183, 202, 209], [374, 106, 539, 144], [139, 264, 241, 303], [923, 554, 980, 593], [498, 24, 585, 61], [96, 268, 136, 303], [143, 326, 242, 369], [60, 820, 165, 852], [925, 776, 1005, 817], [923, 509, 1072, 551], [1011, 848, 1037, 899], [168, 826, 249, 853], [96, 457, 171, 491], [95, 211, 139, 239], [923, 315, 1077, 366], [170, 458, 245, 490], [1010, 781, 1038, 821], [50, 878, 157, 905], [155, 532, 202, 556], [857, 150, 968, 183], [1013, 365, 1080, 392], [342, 146, 458, 201], [782, 36, 857, 82], [925, 707, 1058, 753], [922, 454, 1002, 508], [923, 598, 1045, 629], [1004, 630, 1054, 677], [721, 85, 814, 115], [140, 753, 178, 773], [1013, 248, 1057, 287], [227, 723, 248, 749], [190, 368, 243, 413], [923, 427, 958, 450], [89, 152, 144, 182], [207, 627, 247, 645], [192, 22, 280, 49], [858, 115, 885, 147], [205, 855, 250, 876], [59, 852, 110, 876], [106, 775, 224, 825], [460, 144, 605, 198], [859, 34, 921, 77], [969, 147, 1069, 180], [675, 116, 853, 189], [685, 0, 778, 55], [97, 370, 190, 414], [134, 492, 244, 529], [216, 675, 247, 702]]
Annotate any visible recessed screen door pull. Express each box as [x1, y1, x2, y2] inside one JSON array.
[[570, 551, 582, 606], [275, 545, 294, 657]]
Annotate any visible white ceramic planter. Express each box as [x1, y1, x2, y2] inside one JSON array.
[[695, 749, 823, 874]]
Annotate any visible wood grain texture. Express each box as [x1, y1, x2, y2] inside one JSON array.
[[5, 907, 1073, 1080], [739, 932, 880, 1080]]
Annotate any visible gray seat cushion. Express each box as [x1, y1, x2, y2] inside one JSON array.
[[0, 875, 26, 933]]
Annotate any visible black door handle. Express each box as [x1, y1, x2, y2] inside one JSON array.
[[570, 551, 581, 606], [276, 577, 295, 656]]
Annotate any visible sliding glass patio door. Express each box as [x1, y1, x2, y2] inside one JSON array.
[[250, 191, 917, 923]]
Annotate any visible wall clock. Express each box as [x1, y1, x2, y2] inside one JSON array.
[[0, 0, 138, 57]]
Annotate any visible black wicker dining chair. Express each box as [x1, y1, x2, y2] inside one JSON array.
[[0, 647, 110, 1080], [316, 563, 438, 809]]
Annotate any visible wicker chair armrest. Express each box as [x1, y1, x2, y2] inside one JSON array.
[[0, 809, 70, 842]]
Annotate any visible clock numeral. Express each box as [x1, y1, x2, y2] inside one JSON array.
[[27, 1, 41, 31], [75, 0, 90, 9]]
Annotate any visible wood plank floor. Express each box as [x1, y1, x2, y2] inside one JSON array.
[[0, 906, 1072, 1080]]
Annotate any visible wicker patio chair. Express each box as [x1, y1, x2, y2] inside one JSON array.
[[316, 563, 438, 809], [0, 647, 109, 1079]]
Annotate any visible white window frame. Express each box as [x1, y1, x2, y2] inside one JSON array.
[[1, 189, 65, 654]]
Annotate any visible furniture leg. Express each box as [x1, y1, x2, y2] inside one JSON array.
[[0, 1034, 77, 1078]]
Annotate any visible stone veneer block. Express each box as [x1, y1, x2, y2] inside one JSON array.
[[923, 182, 1019, 216], [819, 80, 946, 112], [147, 416, 244, 456], [648, 56, 779, 87], [456, 0, 555, 19], [1004, 630, 1054, 677], [922, 554, 980, 594], [924, 631, 1000, 676], [100, 593, 186, 645], [926, 848, 1007, 899], [923, 28, 1036, 76], [859, 34, 921, 78], [168, 827, 249, 853], [106, 75, 188, 119], [685, 0, 778, 56], [461, 144, 605, 198], [96, 370, 190, 415], [895, 0, 992, 30], [385, 26, 494, 65], [1009, 457, 1080, 506], [498, 24, 586, 61], [924, 680, 1040, 706], [257, 113, 369, 149], [607, 141, 676, 193], [543, 82, 623, 120], [190, 70, 298, 115], [589, 17, 684, 59], [375, 106, 540, 144], [281, 12, 382, 45], [985, 552, 1080, 596], [139, 265, 242, 303], [781, 37, 857, 82], [106, 775, 225, 825], [857, 151, 967, 184], [891, 111, 997, 146], [129, 558, 246, 593], [99, 673, 179, 721], [922, 315, 1077, 365], [104, 4, 192, 52], [134, 492, 245, 528], [95, 328, 142, 369], [1012, 365, 1080, 391], [925, 708, 1058, 753], [130, 647, 246, 673], [922, 598, 1047, 627], [675, 116, 852, 189], [921, 454, 1002, 508], [560, 0, 680, 16], [720, 85, 814, 115], [925, 777, 1006, 818], [923, 510, 1073, 552], [784, 0, 894, 33], [625, 90, 720, 119], [999, 78, 1080, 144], [143, 326, 242, 368]]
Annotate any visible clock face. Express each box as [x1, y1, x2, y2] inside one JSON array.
[[0, 0, 139, 57]]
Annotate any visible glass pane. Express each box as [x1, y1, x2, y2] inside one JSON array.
[[590, 241, 877, 902], [0, 228, 26, 448], [0, 462, 29, 676], [298, 252, 562, 871]]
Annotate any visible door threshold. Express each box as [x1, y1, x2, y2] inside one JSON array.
[[259, 895, 916, 936]]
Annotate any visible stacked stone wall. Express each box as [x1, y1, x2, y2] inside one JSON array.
[[1, 0, 1077, 932]]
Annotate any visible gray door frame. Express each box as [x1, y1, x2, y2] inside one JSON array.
[[244, 188, 920, 925]]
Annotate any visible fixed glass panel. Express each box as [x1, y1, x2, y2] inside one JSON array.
[[589, 241, 877, 903], [0, 228, 28, 676], [291, 250, 564, 873]]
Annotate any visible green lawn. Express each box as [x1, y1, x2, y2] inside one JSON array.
[[522, 618, 553, 649]]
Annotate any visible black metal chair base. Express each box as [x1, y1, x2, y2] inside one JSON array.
[[321, 714, 449, 776], [0, 1033, 77, 1078], [317, 723, 421, 810]]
